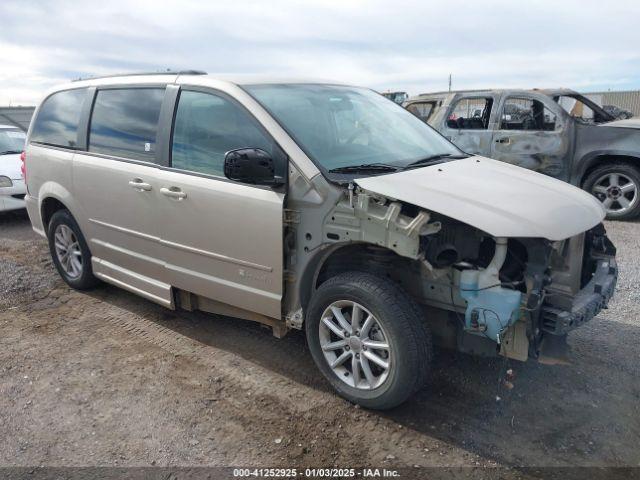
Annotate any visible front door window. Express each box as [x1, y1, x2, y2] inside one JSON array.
[[500, 97, 557, 131], [171, 90, 277, 177]]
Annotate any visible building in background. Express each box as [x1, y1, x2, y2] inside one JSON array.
[[583, 90, 639, 117], [0, 106, 36, 132]]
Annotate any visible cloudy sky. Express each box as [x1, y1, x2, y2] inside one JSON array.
[[1, 0, 639, 105]]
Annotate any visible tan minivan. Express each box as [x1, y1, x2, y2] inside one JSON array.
[[24, 72, 617, 408]]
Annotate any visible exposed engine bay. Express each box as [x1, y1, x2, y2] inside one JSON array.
[[318, 188, 618, 362]]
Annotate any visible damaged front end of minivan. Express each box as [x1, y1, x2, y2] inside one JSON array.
[[289, 156, 618, 363]]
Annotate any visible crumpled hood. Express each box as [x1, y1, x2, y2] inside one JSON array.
[[603, 118, 640, 129], [355, 156, 605, 241], [0, 153, 22, 180]]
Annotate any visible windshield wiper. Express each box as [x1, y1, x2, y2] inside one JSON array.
[[328, 163, 400, 174], [402, 153, 468, 170], [0, 150, 22, 155]]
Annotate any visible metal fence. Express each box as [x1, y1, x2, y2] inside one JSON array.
[[583, 90, 640, 117]]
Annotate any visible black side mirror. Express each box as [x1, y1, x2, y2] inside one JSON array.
[[223, 148, 284, 186]]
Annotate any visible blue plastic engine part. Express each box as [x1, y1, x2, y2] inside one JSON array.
[[459, 270, 522, 343]]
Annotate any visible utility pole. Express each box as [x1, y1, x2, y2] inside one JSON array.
[[448, 74, 452, 92]]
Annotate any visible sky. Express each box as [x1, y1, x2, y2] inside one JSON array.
[[1, 0, 639, 105]]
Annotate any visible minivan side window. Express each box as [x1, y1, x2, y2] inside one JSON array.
[[30, 89, 86, 148], [89, 88, 165, 162], [171, 90, 275, 177]]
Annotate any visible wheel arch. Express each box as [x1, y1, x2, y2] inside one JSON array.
[[41, 196, 70, 230], [37, 181, 80, 230], [297, 242, 410, 318], [578, 152, 640, 187]]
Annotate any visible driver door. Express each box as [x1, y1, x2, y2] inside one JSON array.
[[491, 94, 571, 180], [157, 88, 286, 319]]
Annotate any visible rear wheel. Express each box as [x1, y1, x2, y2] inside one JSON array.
[[306, 272, 431, 409], [47, 209, 99, 290], [583, 163, 640, 220]]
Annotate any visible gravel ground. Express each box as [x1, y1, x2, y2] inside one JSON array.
[[0, 209, 639, 477]]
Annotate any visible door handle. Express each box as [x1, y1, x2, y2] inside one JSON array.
[[495, 137, 511, 145], [128, 179, 152, 191], [160, 187, 187, 200]]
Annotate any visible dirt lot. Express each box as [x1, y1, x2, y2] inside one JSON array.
[[1, 209, 639, 475]]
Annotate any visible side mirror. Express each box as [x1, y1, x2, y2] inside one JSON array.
[[223, 148, 284, 186]]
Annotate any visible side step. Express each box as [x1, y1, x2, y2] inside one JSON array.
[[92, 257, 174, 308]]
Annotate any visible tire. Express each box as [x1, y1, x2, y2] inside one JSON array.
[[583, 162, 640, 220], [306, 271, 431, 409], [47, 209, 99, 290]]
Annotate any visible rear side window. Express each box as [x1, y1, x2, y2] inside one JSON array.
[[171, 90, 275, 177], [31, 89, 86, 148], [447, 97, 493, 130], [89, 88, 164, 162], [407, 101, 437, 123], [0, 129, 26, 153]]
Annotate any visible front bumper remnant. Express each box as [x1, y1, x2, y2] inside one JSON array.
[[541, 257, 617, 335]]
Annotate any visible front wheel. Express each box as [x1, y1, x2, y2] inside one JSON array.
[[306, 272, 431, 409], [583, 163, 640, 220]]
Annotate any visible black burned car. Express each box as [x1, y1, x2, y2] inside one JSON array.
[[405, 88, 640, 219]]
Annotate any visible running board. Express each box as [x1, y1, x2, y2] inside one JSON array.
[[91, 257, 174, 308]]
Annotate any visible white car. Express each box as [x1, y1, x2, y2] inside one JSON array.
[[0, 125, 27, 212]]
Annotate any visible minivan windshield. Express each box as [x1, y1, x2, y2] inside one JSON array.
[[244, 84, 463, 174], [0, 128, 26, 155]]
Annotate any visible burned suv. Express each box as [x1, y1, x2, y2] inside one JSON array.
[[405, 88, 640, 220], [25, 74, 617, 409]]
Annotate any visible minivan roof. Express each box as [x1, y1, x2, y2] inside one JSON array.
[[71, 70, 208, 82], [52, 73, 350, 91]]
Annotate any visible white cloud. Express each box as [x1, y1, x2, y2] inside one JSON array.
[[0, 0, 638, 104]]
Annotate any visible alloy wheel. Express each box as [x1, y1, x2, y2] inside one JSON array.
[[53, 224, 83, 278], [591, 172, 638, 215], [319, 300, 392, 390]]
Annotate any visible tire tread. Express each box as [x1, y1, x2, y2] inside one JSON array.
[[307, 271, 432, 409]]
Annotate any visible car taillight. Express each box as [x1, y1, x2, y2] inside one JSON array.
[[20, 151, 26, 180]]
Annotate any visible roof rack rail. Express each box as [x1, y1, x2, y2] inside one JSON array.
[[72, 70, 207, 82]]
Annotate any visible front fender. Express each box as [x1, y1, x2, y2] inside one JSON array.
[[574, 150, 640, 185], [296, 241, 354, 315]]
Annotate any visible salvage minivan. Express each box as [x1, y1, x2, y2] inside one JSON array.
[[24, 72, 618, 409]]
